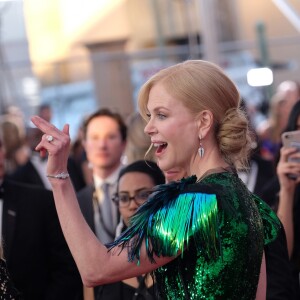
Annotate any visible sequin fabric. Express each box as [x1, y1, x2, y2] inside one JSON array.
[[0, 259, 21, 299], [109, 171, 280, 300]]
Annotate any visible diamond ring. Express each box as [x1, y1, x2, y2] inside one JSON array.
[[47, 135, 54, 142]]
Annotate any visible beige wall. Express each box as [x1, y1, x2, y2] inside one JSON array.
[[237, 0, 300, 39], [236, 0, 300, 87], [24, 0, 300, 96], [24, 1, 300, 60], [24, 0, 130, 63]]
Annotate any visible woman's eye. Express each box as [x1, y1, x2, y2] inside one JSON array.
[[146, 113, 151, 119], [138, 191, 152, 199], [157, 113, 166, 119]]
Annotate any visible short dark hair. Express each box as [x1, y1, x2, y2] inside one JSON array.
[[284, 99, 300, 132], [118, 160, 165, 186], [83, 108, 127, 141], [38, 103, 51, 113]]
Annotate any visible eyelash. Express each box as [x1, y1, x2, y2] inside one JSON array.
[[146, 113, 166, 120], [157, 113, 166, 119]]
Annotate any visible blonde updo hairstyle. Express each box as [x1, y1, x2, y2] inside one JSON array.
[[138, 60, 253, 170]]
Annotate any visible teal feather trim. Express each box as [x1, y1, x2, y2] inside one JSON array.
[[152, 192, 219, 258], [107, 176, 220, 264]]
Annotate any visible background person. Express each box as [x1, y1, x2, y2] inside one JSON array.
[[257, 81, 300, 161], [77, 108, 127, 244], [76, 108, 127, 299], [0, 132, 82, 300], [96, 160, 165, 300], [274, 145, 300, 299], [261, 100, 300, 299]]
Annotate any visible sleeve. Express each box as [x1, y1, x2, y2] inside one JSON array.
[[108, 176, 220, 264], [43, 190, 83, 299], [264, 224, 294, 300], [253, 194, 281, 245]]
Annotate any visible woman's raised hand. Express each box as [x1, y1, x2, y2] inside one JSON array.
[[277, 146, 300, 190], [30, 116, 71, 178]]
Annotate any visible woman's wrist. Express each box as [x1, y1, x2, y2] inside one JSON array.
[[47, 172, 70, 179], [278, 187, 295, 206]]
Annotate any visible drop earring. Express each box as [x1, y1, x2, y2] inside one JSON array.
[[198, 135, 204, 158]]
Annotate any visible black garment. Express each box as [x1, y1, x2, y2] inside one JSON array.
[[2, 179, 82, 300], [265, 225, 293, 300], [67, 156, 86, 191], [9, 157, 85, 192], [262, 177, 300, 300], [9, 160, 45, 188], [251, 153, 276, 198], [96, 276, 157, 300], [0, 259, 22, 299]]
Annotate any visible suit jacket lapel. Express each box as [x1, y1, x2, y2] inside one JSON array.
[[78, 185, 95, 232]]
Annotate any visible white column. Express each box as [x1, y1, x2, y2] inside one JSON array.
[[196, 0, 220, 64]]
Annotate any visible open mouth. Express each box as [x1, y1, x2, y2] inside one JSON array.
[[153, 143, 168, 155]]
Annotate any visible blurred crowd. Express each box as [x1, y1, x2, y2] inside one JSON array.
[[0, 77, 300, 300]]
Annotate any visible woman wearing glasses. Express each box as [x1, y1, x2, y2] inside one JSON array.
[[96, 160, 165, 300]]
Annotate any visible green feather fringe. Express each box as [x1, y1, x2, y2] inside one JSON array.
[[108, 176, 220, 264]]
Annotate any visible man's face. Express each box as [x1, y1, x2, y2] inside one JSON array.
[[0, 140, 5, 180], [83, 116, 126, 174]]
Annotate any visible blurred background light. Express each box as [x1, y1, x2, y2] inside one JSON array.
[[247, 67, 274, 87]]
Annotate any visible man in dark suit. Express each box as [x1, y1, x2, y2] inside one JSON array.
[[77, 108, 127, 244], [0, 136, 83, 299], [76, 108, 127, 299]]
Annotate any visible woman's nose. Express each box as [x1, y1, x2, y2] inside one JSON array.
[[144, 119, 156, 136], [128, 197, 139, 209]]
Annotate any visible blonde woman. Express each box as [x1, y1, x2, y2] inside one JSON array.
[[32, 60, 281, 299]]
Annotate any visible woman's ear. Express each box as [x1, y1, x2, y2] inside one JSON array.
[[196, 110, 214, 138]]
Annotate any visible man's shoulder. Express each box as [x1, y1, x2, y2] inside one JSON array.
[[4, 179, 53, 200], [77, 184, 94, 200]]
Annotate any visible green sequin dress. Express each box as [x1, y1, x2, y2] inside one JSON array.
[[109, 171, 280, 300]]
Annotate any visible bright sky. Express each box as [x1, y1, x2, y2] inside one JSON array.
[[23, 0, 127, 62]]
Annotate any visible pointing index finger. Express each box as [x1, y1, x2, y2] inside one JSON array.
[[31, 115, 51, 133], [31, 115, 62, 136]]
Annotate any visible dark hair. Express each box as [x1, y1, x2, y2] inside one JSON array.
[[273, 99, 300, 164], [283, 99, 300, 132], [39, 103, 51, 111], [118, 160, 165, 186], [82, 108, 127, 141]]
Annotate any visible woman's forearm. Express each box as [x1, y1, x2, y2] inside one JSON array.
[[49, 178, 111, 286], [49, 178, 169, 286], [277, 188, 294, 258]]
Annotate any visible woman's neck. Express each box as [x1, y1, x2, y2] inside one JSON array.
[[197, 166, 233, 182], [190, 150, 229, 180]]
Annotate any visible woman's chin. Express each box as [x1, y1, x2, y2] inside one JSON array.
[[156, 160, 168, 173]]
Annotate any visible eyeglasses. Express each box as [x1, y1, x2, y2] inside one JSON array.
[[112, 189, 153, 207]]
